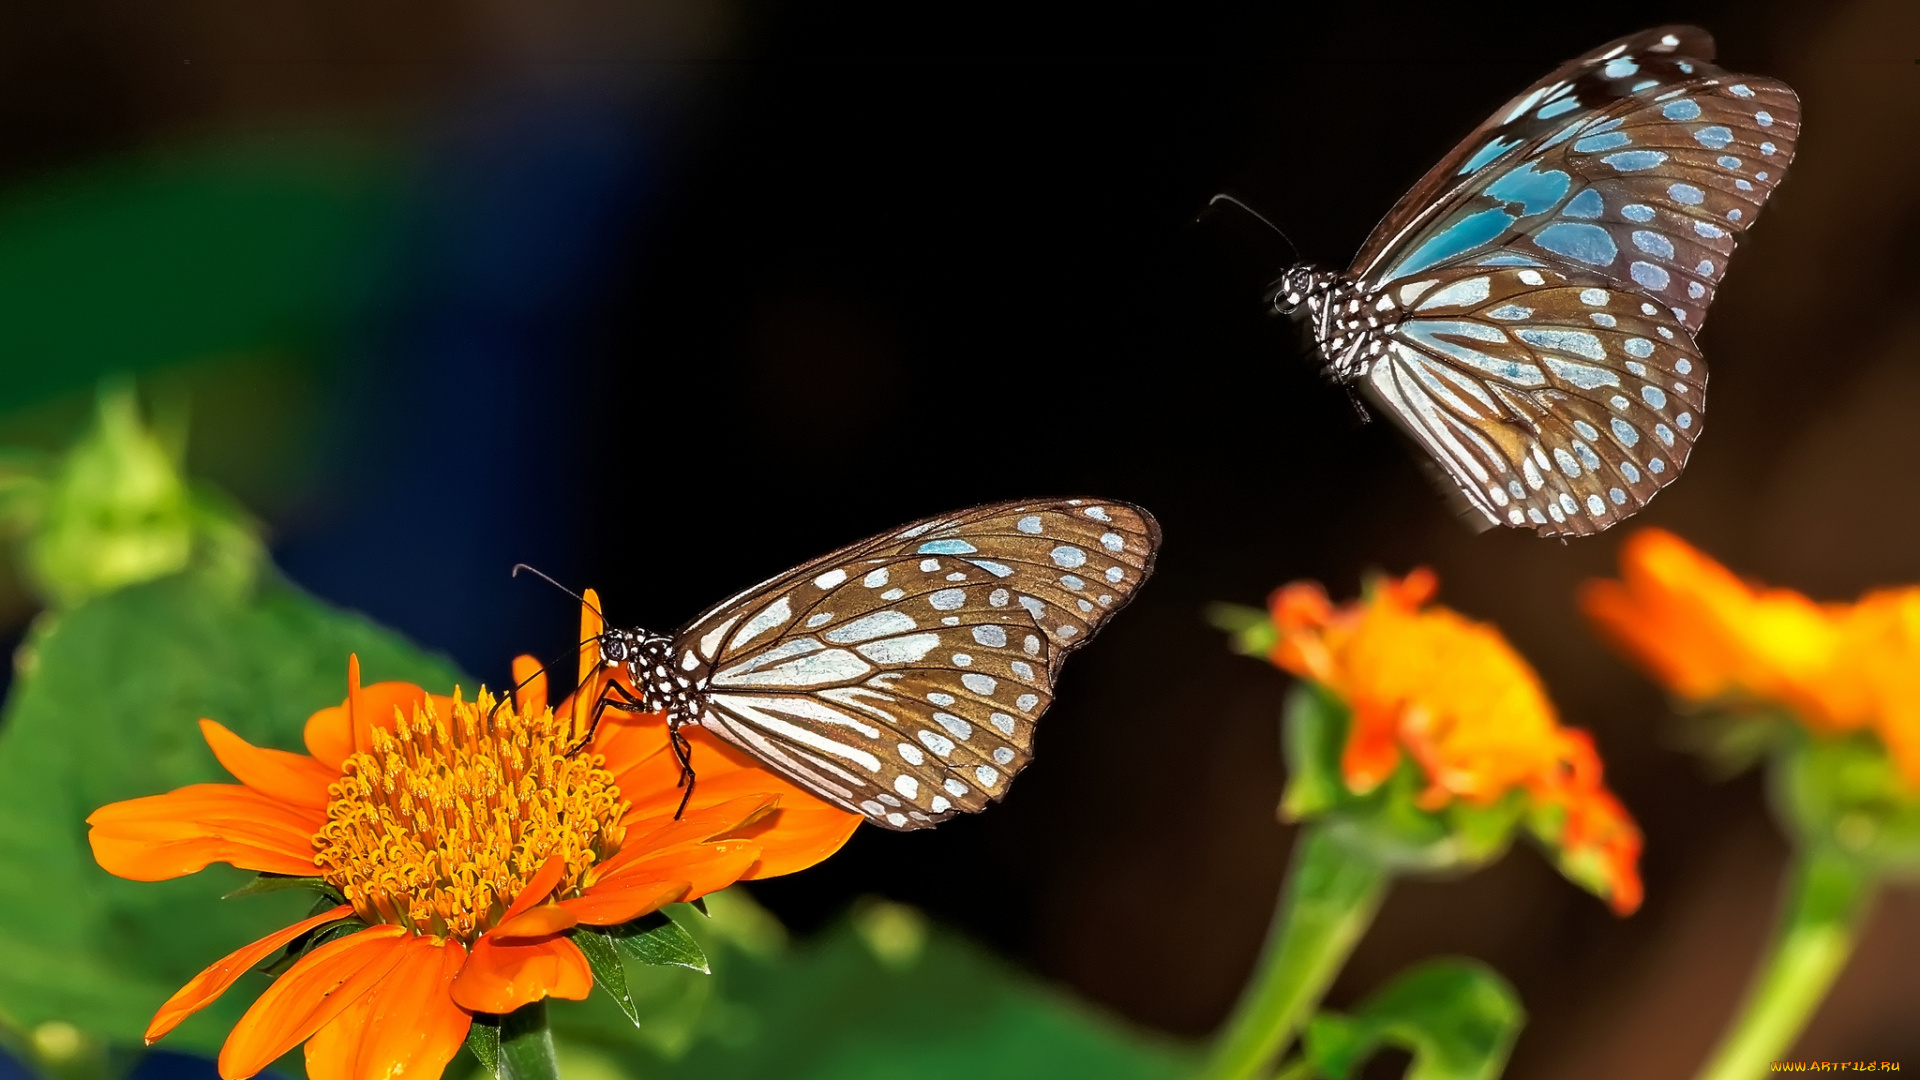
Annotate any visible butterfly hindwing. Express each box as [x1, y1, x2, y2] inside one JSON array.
[[1368, 265, 1703, 536], [673, 499, 1160, 830]]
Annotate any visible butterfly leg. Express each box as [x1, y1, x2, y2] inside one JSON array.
[[667, 721, 697, 820], [565, 675, 647, 756]]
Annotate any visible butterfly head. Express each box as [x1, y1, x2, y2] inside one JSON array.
[[596, 627, 671, 672], [1267, 264, 1333, 317]]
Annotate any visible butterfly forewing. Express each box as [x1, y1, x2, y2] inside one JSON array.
[[1367, 265, 1702, 536], [1353, 26, 1722, 276], [1365, 70, 1799, 331], [672, 499, 1160, 830]]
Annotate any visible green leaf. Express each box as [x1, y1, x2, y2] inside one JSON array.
[[0, 568, 465, 1056], [549, 893, 1191, 1080], [605, 911, 710, 973], [499, 1001, 559, 1080], [219, 874, 339, 902], [572, 929, 643, 1028], [257, 917, 367, 978], [1302, 959, 1524, 1080], [466, 1015, 503, 1080]]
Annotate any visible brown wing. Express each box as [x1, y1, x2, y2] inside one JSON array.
[[1351, 25, 1722, 275], [672, 499, 1161, 829], [1365, 265, 1703, 537]]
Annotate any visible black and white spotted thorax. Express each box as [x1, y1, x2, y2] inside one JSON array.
[[1270, 263, 1391, 383], [597, 628, 707, 724]]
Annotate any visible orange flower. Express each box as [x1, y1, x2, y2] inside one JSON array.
[[1582, 529, 1920, 786], [88, 590, 861, 1080], [1270, 569, 1642, 914]]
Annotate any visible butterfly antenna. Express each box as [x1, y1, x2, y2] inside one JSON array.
[[511, 563, 603, 618], [1203, 193, 1302, 263]]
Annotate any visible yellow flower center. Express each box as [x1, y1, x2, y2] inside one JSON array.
[[313, 689, 629, 940]]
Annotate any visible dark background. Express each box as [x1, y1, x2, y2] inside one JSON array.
[[2, 0, 1917, 1076]]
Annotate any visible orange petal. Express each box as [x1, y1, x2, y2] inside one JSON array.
[[1339, 701, 1403, 795], [147, 905, 354, 1044], [591, 840, 761, 906], [306, 677, 431, 771], [199, 720, 337, 810], [491, 905, 578, 940], [610, 730, 862, 879], [304, 935, 470, 1080], [498, 853, 567, 927], [89, 784, 325, 881], [510, 655, 549, 718], [731, 802, 863, 880], [592, 709, 672, 779], [604, 795, 777, 876], [578, 590, 604, 686], [448, 934, 592, 1014], [218, 924, 410, 1080], [558, 880, 688, 927]]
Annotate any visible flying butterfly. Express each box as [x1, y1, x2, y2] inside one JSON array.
[[570, 499, 1160, 831], [1268, 26, 1799, 536]]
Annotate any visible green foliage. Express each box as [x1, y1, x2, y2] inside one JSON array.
[[1302, 960, 1524, 1080], [0, 134, 402, 416], [1771, 726, 1920, 877], [1207, 602, 1278, 658], [0, 384, 263, 609], [546, 891, 1191, 1080], [0, 567, 463, 1063], [603, 907, 711, 975]]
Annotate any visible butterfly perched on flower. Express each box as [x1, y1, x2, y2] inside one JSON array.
[[1271, 26, 1798, 536], [579, 499, 1159, 831]]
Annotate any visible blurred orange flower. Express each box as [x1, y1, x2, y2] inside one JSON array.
[[1582, 528, 1920, 786], [88, 590, 861, 1080], [1271, 569, 1642, 914]]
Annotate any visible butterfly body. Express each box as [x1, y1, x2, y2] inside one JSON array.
[[591, 498, 1160, 831], [1273, 26, 1798, 537], [597, 629, 703, 715]]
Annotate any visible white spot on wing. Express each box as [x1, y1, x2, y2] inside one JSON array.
[[697, 615, 741, 660], [855, 633, 942, 664], [713, 644, 872, 687], [824, 611, 917, 644], [730, 596, 794, 650], [709, 695, 881, 770], [813, 569, 848, 589]]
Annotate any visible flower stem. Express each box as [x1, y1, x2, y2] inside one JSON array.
[[499, 1001, 560, 1080], [1197, 825, 1392, 1080], [1693, 847, 1875, 1080]]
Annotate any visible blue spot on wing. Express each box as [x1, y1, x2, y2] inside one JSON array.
[[1572, 132, 1631, 153], [1458, 136, 1520, 176], [1562, 189, 1605, 219], [1531, 222, 1618, 267], [918, 539, 978, 555], [1601, 151, 1668, 171], [1386, 207, 1516, 279], [1483, 162, 1571, 216]]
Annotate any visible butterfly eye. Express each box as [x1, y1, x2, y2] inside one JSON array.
[[600, 635, 628, 663]]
